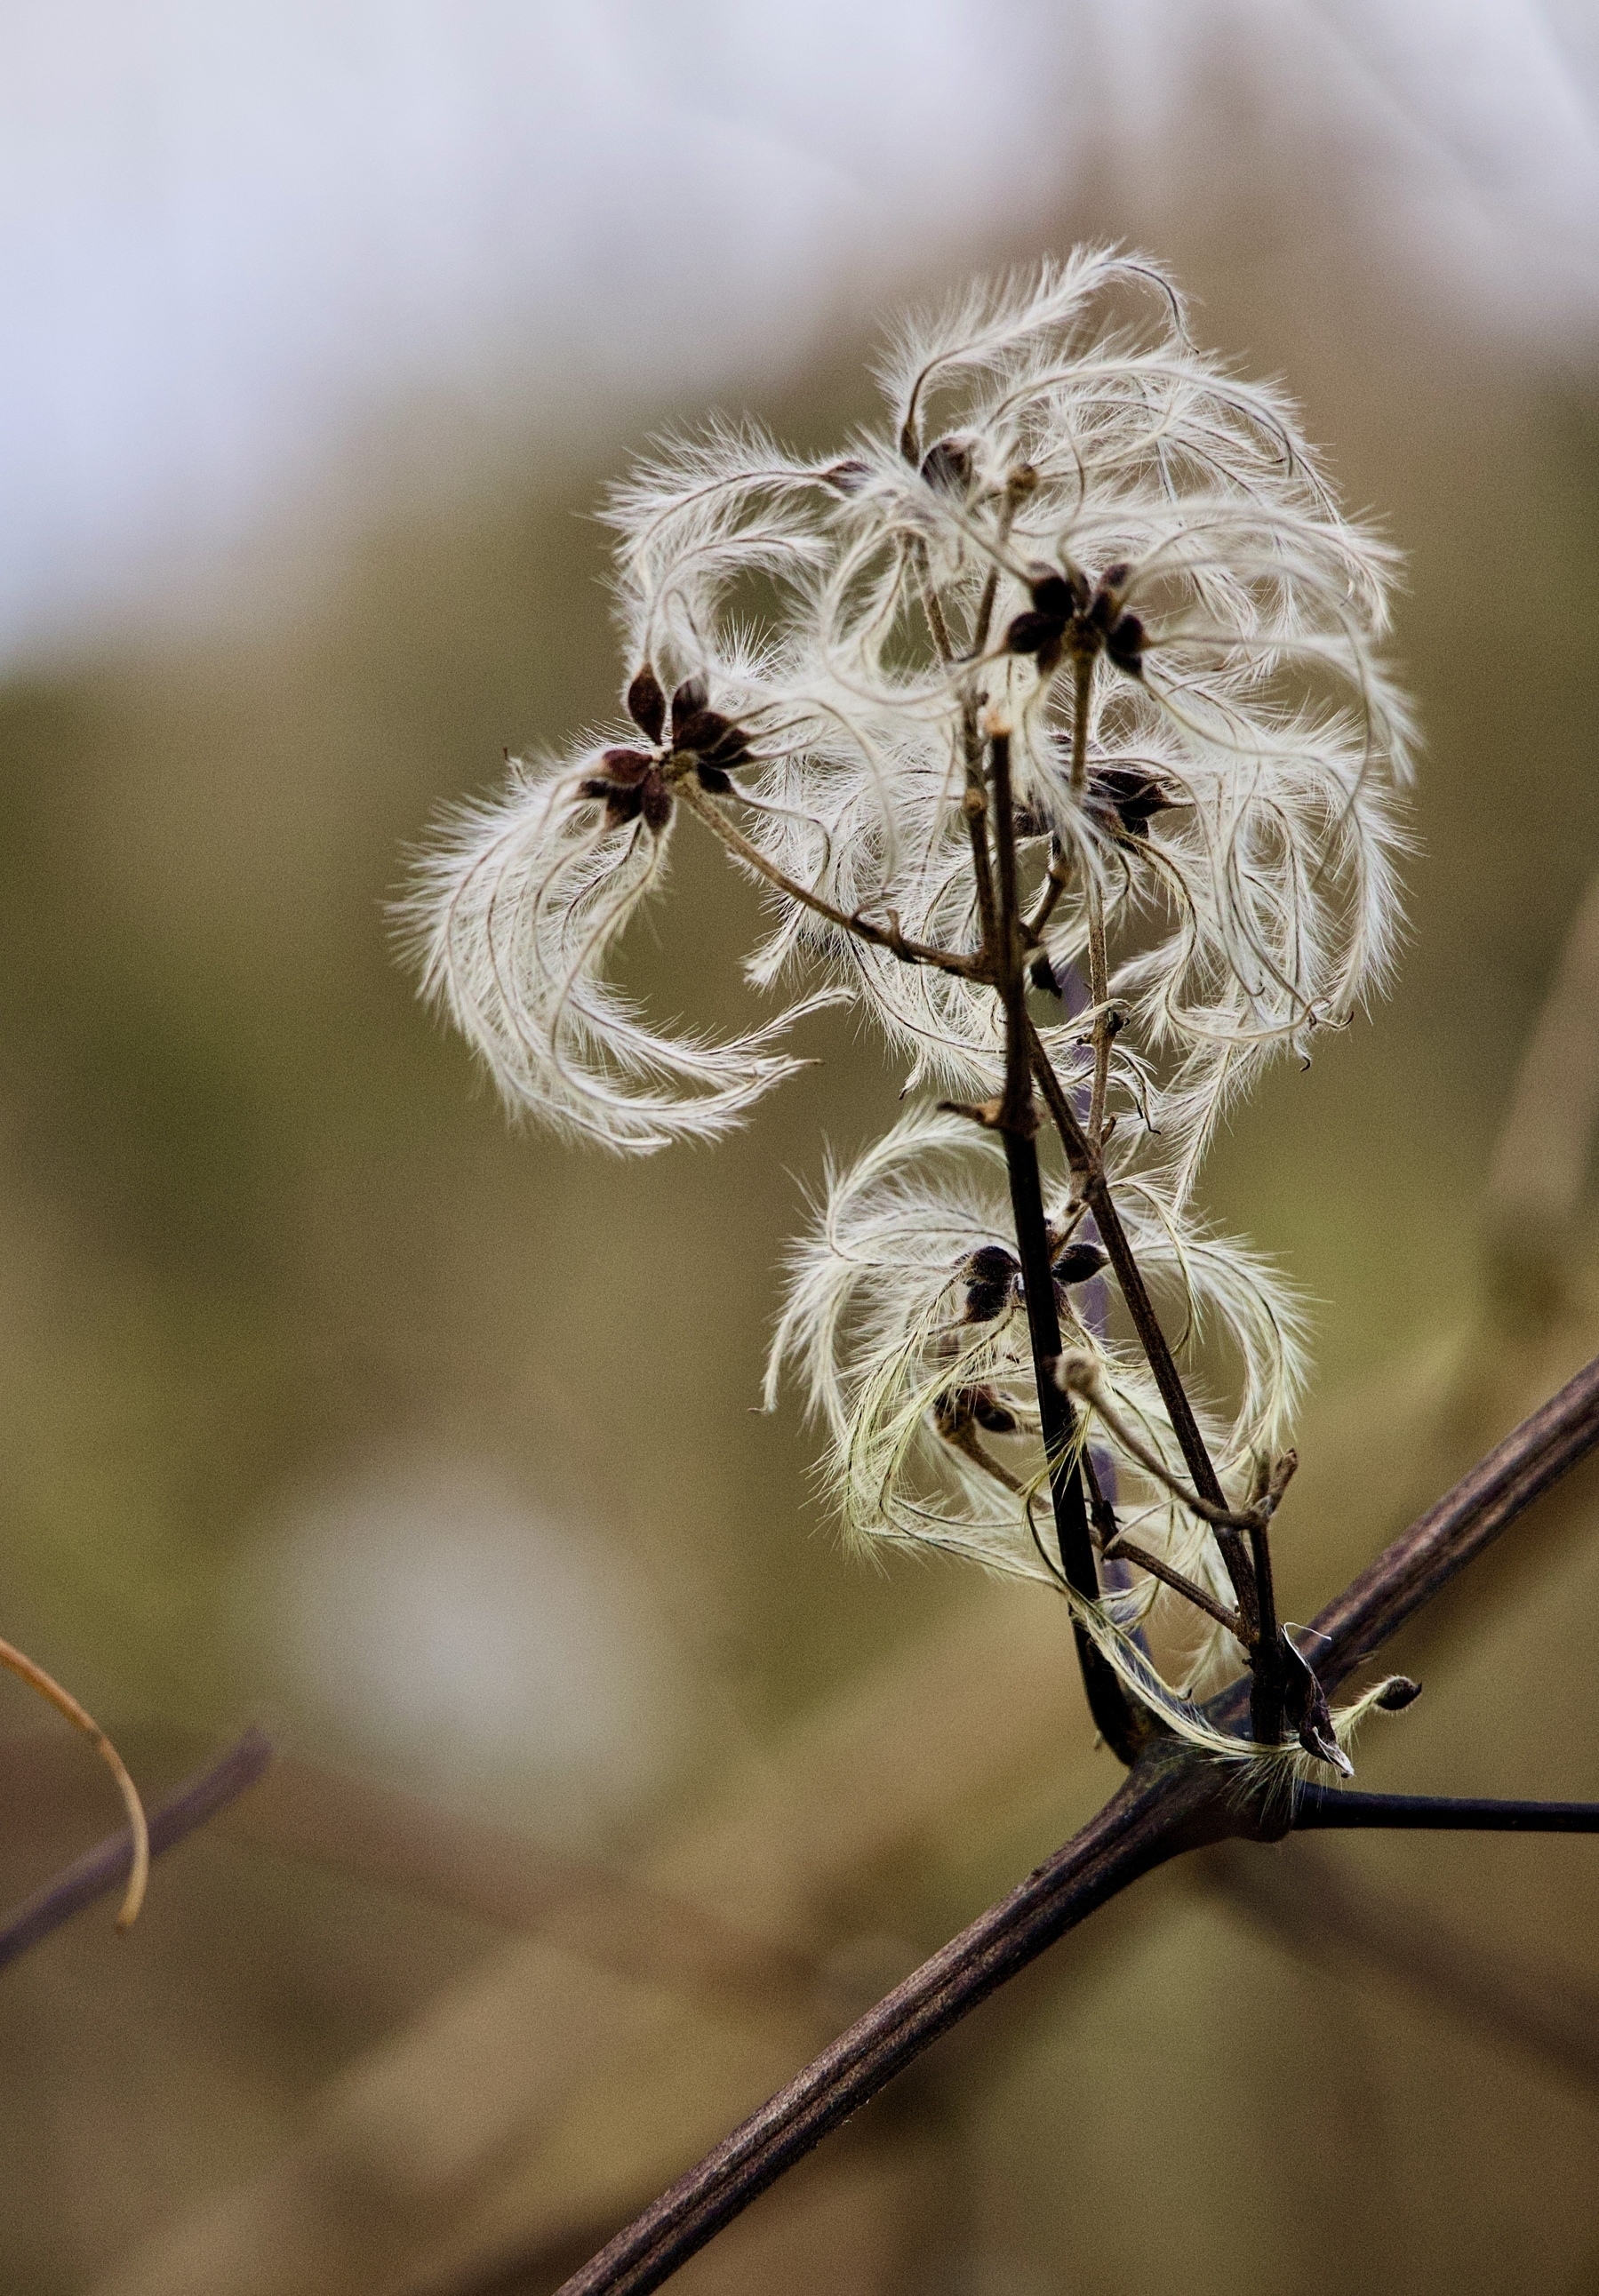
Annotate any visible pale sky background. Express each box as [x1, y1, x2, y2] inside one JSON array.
[[5, 0, 1599, 669]]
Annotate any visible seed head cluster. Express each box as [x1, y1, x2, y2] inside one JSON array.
[[407, 250, 1413, 1742]]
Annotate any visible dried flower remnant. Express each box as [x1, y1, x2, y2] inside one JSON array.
[[410, 250, 1411, 1773]]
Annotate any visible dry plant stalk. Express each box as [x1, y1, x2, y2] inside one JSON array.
[[406, 253, 1599, 2293], [0, 1634, 150, 1931]]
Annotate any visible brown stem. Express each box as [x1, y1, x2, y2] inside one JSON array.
[[1026, 1024, 1259, 1638], [1085, 882, 1114, 1147], [987, 731, 1035, 1137], [1249, 1518, 1283, 1744], [1025, 836, 1071, 947], [1099, 1536, 1247, 1641], [1067, 652, 1092, 798], [987, 729, 1140, 1757], [1028, 1020, 1278, 1736], [551, 1352, 1599, 2296], [554, 1745, 1217, 2296], [937, 1414, 1025, 1494], [1057, 1354, 1260, 1532], [960, 699, 1001, 964], [678, 782, 980, 980]]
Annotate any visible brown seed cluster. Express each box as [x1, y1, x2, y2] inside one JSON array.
[[580, 666, 755, 834]]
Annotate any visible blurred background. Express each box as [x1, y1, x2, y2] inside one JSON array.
[[4, 3, 1599, 2290]]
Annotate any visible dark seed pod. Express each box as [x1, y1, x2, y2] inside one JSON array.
[[819, 457, 871, 494], [1029, 951, 1062, 996], [671, 707, 731, 753], [1088, 764, 1178, 838], [1004, 610, 1064, 658], [919, 436, 974, 494], [1027, 572, 1076, 619], [640, 775, 675, 834], [963, 1242, 1019, 1324], [966, 1244, 1018, 1284], [695, 762, 733, 794], [669, 676, 709, 739], [971, 1388, 1019, 1435], [1375, 1676, 1423, 1711], [1106, 612, 1146, 677], [1052, 1241, 1107, 1285], [596, 747, 654, 785], [626, 665, 667, 745], [586, 780, 644, 827]]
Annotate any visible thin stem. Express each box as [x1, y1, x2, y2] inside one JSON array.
[[960, 698, 1001, 963], [677, 781, 979, 979], [987, 730, 1035, 1135], [1100, 1535, 1247, 1641], [1067, 653, 1092, 799], [1003, 1132, 1142, 1760], [987, 728, 1140, 1758], [937, 1413, 1025, 1494], [0, 1725, 272, 1973], [1249, 1518, 1283, 1742], [1058, 1354, 1260, 1532], [1025, 836, 1071, 947], [1085, 881, 1113, 1146], [1027, 1024, 1259, 1638], [1292, 1790, 1599, 1833]]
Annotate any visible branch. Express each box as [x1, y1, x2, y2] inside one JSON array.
[[0, 1724, 273, 1974], [1027, 1026, 1263, 1653], [555, 1744, 1216, 2296], [1308, 1350, 1599, 1689], [986, 727, 1141, 1759], [550, 1351, 1599, 2296], [1099, 1534, 1246, 1641], [1293, 1789, 1599, 1833]]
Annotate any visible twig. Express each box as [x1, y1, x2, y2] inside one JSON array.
[[677, 781, 979, 980], [986, 727, 1141, 1758], [1027, 1025, 1263, 1655], [0, 1636, 150, 1931], [0, 1724, 273, 1973], [549, 1351, 1599, 2296], [1056, 1352, 1260, 1532], [1293, 1789, 1599, 1832], [1100, 1536, 1246, 1641]]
